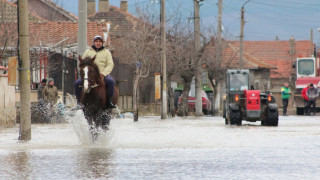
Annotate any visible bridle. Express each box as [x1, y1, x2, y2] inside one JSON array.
[[81, 66, 100, 93]]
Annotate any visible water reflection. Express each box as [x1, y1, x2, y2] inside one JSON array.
[[6, 151, 31, 180], [76, 148, 113, 179]]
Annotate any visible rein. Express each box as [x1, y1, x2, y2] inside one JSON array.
[[81, 78, 100, 89]]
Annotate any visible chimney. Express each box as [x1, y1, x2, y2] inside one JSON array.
[[120, 1, 128, 12], [99, 0, 110, 13], [87, 0, 96, 16]]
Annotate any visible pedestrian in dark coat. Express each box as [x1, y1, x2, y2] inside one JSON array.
[[301, 83, 310, 115], [306, 83, 319, 115], [37, 78, 47, 100]]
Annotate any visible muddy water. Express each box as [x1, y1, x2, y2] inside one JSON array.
[[0, 114, 319, 179]]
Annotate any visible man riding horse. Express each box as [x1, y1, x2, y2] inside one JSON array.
[[74, 35, 116, 108]]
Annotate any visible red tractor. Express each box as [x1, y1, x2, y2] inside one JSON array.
[[223, 69, 279, 126]]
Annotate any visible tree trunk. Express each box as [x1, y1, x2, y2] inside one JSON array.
[[133, 74, 140, 121], [167, 76, 175, 117], [195, 72, 202, 116], [177, 77, 192, 116], [208, 73, 218, 116]]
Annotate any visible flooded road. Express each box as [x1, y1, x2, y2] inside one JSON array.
[[1, 114, 320, 179]]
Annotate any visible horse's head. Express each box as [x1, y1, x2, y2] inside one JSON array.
[[78, 55, 101, 93]]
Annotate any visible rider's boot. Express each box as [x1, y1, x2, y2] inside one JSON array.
[[106, 96, 116, 109]]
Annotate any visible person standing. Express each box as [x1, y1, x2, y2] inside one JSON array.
[[301, 83, 310, 115], [37, 78, 47, 100], [42, 78, 58, 105], [281, 82, 291, 116], [306, 83, 319, 115]]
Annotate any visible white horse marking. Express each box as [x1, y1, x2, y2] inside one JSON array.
[[83, 66, 89, 92]]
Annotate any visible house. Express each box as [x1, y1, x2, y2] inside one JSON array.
[[1, 0, 137, 111], [203, 38, 277, 112], [203, 38, 315, 113], [228, 38, 314, 90]]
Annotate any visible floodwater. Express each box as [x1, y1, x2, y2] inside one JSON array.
[[1, 111, 320, 180]]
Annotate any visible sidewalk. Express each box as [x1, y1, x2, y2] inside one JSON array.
[[278, 108, 296, 116]]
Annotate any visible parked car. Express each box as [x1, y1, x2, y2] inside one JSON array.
[[178, 90, 212, 115]]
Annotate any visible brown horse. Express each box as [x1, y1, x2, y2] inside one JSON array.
[[78, 55, 118, 132]]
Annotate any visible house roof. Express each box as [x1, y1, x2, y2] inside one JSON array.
[[224, 42, 277, 70], [12, 0, 78, 22], [229, 40, 314, 78], [0, 21, 109, 48], [204, 39, 314, 78], [203, 40, 277, 71], [36, 0, 78, 21], [88, 6, 140, 36], [0, 0, 45, 22]]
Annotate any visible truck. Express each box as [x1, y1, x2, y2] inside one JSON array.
[[223, 69, 279, 126], [293, 57, 320, 115]]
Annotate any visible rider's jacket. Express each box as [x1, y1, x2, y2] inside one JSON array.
[[82, 46, 114, 77]]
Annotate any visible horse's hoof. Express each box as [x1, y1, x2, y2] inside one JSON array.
[[102, 125, 109, 131]]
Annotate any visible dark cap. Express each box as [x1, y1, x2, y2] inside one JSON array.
[[94, 35, 103, 42], [310, 83, 314, 87], [41, 78, 47, 83]]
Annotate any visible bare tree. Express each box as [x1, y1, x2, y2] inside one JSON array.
[[116, 8, 161, 119], [202, 35, 239, 115], [166, 17, 210, 117], [168, 31, 197, 117]]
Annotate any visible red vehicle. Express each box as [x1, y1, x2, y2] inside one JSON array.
[[178, 90, 212, 115], [223, 69, 279, 126], [293, 57, 320, 115]]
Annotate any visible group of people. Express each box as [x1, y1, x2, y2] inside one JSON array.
[[36, 78, 59, 123], [37, 78, 58, 104], [281, 82, 319, 116]]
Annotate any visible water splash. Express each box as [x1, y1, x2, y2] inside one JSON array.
[[67, 108, 114, 146], [30, 99, 67, 123]]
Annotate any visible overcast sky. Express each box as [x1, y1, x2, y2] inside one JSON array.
[[61, 0, 320, 45]]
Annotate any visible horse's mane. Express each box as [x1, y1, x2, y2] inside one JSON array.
[[79, 58, 104, 85]]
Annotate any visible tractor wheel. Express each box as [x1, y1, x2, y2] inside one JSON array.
[[229, 108, 242, 126], [265, 107, 279, 126]]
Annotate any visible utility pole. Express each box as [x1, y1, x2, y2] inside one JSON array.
[[18, 0, 31, 140], [78, 0, 87, 75], [239, 0, 250, 69], [239, 6, 244, 69], [194, 0, 202, 116], [160, 0, 167, 119], [211, 0, 223, 116], [310, 29, 314, 56], [217, 0, 223, 41]]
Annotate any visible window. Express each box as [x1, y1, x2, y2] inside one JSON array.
[[298, 59, 314, 75], [229, 73, 248, 91]]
